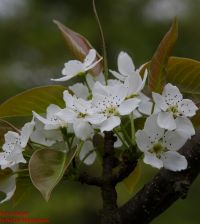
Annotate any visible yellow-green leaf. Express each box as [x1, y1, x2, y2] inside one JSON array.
[[29, 147, 78, 201], [148, 18, 178, 92], [54, 20, 103, 76], [123, 161, 141, 194], [0, 85, 66, 118]]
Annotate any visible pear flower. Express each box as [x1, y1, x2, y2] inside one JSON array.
[[56, 90, 105, 140], [136, 115, 188, 171], [110, 51, 146, 82], [33, 104, 67, 130], [30, 120, 63, 147], [0, 121, 35, 169], [91, 82, 140, 132], [51, 49, 102, 82], [153, 83, 198, 135]]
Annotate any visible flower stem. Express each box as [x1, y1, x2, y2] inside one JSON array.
[[92, 0, 109, 84], [130, 114, 136, 145]]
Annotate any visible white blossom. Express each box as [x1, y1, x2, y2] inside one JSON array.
[[91, 82, 140, 132], [153, 83, 198, 135], [136, 114, 188, 171], [56, 90, 104, 140], [33, 104, 67, 130], [51, 49, 102, 82], [0, 120, 34, 169], [30, 120, 63, 147]]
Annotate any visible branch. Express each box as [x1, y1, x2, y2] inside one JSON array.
[[119, 129, 200, 224]]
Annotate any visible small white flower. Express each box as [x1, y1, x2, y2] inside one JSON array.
[[79, 141, 96, 165], [110, 51, 136, 81], [153, 83, 198, 134], [33, 104, 67, 130], [91, 82, 140, 132], [30, 120, 63, 147], [57, 90, 103, 140], [51, 49, 102, 82], [136, 114, 188, 171], [0, 121, 35, 169]]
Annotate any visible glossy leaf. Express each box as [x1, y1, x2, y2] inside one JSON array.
[[0, 85, 66, 118], [148, 18, 178, 92], [29, 147, 78, 201], [54, 20, 103, 76], [123, 162, 141, 194]]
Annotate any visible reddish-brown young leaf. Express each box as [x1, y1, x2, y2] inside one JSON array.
[[148, 18, 178, 92], [54, 20, 103, 76]]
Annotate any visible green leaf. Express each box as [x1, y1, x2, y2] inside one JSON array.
[[123, 162, 141, 194], [148, 18, 178, 92], [29, 147, 78, 201], [54, 20, 103, 76], [0, 85, 66, 118]]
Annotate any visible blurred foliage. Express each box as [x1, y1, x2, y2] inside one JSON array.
[[0, 0, 200, 223]]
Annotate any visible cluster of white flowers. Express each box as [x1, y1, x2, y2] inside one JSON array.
[[0, 49, 198, 203]]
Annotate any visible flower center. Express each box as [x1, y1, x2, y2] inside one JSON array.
[[105, 106, 118, 116], [149, 143, 165, 158], [78, 112, 86, 118], [167, 105, 179, 116]]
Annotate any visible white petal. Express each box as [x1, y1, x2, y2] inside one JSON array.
[[79, 141, 96, 165], [175, 117, 195, 139], [63, 90, 75, 108], [32, 111, 51, 125], [83, 49, 96, 67], [144, 114, 164, 141], [93, 81, 109, 96], [118, 51, 135, 76], [73, 98, 91, 114], [162, 151, 187, 171], [51, 75, 74, 82], [69, 83, 89, 100], [136, 69, 147, 93], [0, 174, 17, 204], [73, 120, 93, 140], [85, 57, 102, 71], [20, 120, 35, 148], [46, 104, 61, 118], [143, 152, 163, 169], [152, 92, 168, 111], [138, 100, 153, 115], [85, 114, 107, 125], [157, 111, 176, 130], [62, 60, 83, 76], [178, 99, 198, 117], [109, 70, 125, 81], [124, 73, 142, 95], [118, 98, 140, 115], [163, 131, 187, 151], [100, 116, 121, 132], [56, 108, 77, 123], [162, 83, 183, 105], [135, 130, 152, 152], [114, 135, 122, 148]]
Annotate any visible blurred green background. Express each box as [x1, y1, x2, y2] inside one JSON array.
[[0, 0, 200, 223]]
